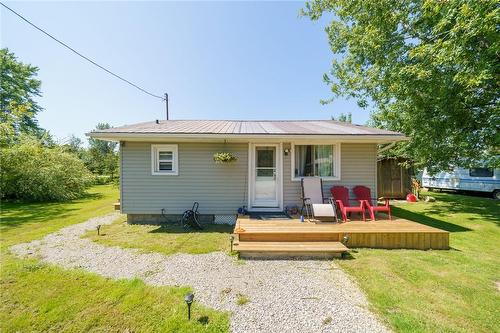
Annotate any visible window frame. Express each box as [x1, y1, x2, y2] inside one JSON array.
[[151, 144, 179, 176], [469, 167, 494, 178], [291, 142, 341, 181]]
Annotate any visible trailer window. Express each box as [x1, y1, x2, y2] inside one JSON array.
[[469, 168, 494, 177]]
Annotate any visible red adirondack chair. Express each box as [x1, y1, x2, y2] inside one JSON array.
[[353, 186, 392, 220], [330, 186, 366, 222]]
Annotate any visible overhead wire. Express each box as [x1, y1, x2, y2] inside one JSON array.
[[0, 2, 165, 101]]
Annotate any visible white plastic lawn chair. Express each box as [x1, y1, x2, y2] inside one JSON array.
[[301, 178, 338, 222]]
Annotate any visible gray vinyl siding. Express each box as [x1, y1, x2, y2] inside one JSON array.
[[121, 142, 248, 215], [121, 141, 377, 214], [283, 143, 377, 208]]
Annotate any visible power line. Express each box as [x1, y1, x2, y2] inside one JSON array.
[[0, 2, 166, 102]]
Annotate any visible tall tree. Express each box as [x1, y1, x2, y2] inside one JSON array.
[[87, 123, 119, 178], [303, 1, 499, 170], [88, 123, 117, 155], [66, 135, 83, 153], [0, 48, 43, 145], [332, 112, 352, 123]]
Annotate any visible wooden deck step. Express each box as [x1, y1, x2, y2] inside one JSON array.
[[234, 241, 348, 259]]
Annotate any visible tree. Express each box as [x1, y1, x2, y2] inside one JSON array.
[[87, 123, 119, 179], [332, 112, 352, 123], [0, 135, 94, 201], [303, 1, 499, 170], [66, 135, 83, 153], [0, 48, 44, 145], [88, 123, 117, 155]]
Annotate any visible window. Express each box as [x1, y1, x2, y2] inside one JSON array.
[[469, 168, 493, 177], [151, 144, 178, 175], [293, 144, 340, 180]]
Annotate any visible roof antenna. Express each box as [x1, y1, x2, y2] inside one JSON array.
[[165, 93, 169, 120]]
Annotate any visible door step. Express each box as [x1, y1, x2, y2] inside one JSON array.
[[233, 241, 348, 259]]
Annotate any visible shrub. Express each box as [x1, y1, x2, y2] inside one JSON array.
[[94, 175, 112, 185], [0, 138, 95, 201]]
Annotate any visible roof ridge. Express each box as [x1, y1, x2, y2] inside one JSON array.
[[153, 119, 370, 125]]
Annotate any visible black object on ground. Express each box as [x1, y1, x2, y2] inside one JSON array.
[[181, 202, 203, 230]]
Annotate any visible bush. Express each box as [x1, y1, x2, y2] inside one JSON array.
[[0, 138, 95, 201], [94, 175, 112, 185]]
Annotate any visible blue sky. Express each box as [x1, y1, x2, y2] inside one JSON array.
[[2, 1, 369, 142]]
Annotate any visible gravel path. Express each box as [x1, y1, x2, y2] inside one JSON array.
[[11, 213, 389, 333]]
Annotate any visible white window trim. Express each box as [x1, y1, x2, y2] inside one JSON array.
[[290, 142, 341, 181], [151, 144, 179, 176]]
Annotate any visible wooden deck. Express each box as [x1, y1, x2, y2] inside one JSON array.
[[233, 216, 449, 252], [233, 241, 348, 259]]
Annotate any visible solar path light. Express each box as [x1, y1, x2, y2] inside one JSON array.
[[184, 293, 194, 320]]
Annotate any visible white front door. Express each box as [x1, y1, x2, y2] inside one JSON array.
[[249, 144, 282, 210]]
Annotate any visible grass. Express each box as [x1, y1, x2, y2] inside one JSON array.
[[0, 185, 229, 332], [84, 218, 233, 255], [338, 191, 500, 333], [236, 294, 250, 306], [4, 185, 497, 332], [1, 185, 118, 248]]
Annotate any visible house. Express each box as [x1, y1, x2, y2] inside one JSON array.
[[87, 120, 407, 224]]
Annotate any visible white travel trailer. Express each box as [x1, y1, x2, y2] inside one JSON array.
[[422, 167, 500, 199]]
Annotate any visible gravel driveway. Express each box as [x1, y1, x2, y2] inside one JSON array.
[[11, 213, 389, 333]]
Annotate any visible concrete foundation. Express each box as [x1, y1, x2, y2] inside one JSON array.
[[127, 214, 214, 225]]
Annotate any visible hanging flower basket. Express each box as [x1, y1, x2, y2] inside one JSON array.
[[213, 152, 238, 164]]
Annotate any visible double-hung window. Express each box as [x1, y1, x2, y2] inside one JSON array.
[[151, 144, 178, 175], [293, 143, 340, 180]]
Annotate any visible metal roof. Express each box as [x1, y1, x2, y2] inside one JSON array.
[[89, 120, 404, 136]]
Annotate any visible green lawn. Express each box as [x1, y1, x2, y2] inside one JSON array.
[[84, 218, 233, 256], [3, 185, 499, 332], [338, 191, 500, 333], [0, 185, 229, 332]]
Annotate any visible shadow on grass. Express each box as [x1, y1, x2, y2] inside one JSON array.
[[392, 207, 472, 232], [340, 252, 356, 260], [149, 224, 234, 235], [1, 191, 105, 231], [1, 203, 78, 231], [423, 192, 499, 224]]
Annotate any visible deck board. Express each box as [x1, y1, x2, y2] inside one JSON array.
[[233, 241, 348, 252], [234, 216, 449, 250]]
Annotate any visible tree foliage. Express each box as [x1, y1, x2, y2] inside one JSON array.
[[303, 0, 499, 170], [0, 48, 44, 145], [62, 128, 119, 181], [86, 123, 119, 179], [0, 50, 118, 201], [332, 112, 352, 123], [0, 136, 94, 201]]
